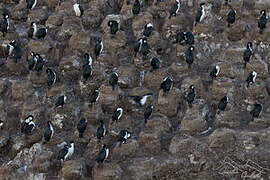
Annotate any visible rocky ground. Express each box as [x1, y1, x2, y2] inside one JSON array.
[[0, 0, 270, 179]]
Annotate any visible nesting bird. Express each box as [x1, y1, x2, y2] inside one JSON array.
[[218, 96, 229, 113], [176, 32, 195, 45], [185, 46, 195, 69], [82, 53, 93, 67], [96, 144, 109, 165], [26, 0, 37, 9], [187, 85, 196, 108], [73, 0, 83, 17], [4, 40, 15, 60], [144, 105, 153, 124], [112, 108, 123, 123], [43, 121, 54, 143], [28, 52, 37, 71], [117, 130, 131, 144], [143, 23, 153, 37], [0, 120, 3, 129], [46, 68, 56, 89], [160, 77, 173, 96], [96, 120, 106, 142], [210, 65, 220, 80], [134, 38, 143, 57], [226, 9, 236, 27], [82, 61, 92, 83], [34, 53, 45, 75], [107, 20, 119, 37], [94, 39, 103, 58], [195, 3, 206, 26], [21, 115, 35, 135], [57, 141, 75, 162], [77, 118, 87, 138], [246, 71, 257, 88], [129, 93, 153, 107], [169, 0, 180, 19], [0, 13, 9, 37], [250, 103, 263, 119], [243, 42, 253, 67], [132, 0, 141, 16], [28, 22, 47, 39], [10, 40, 22, 63], [55, 95, 67, 108], [258, 10, 267, 34], [141, 38, 151, 60], [109, 72, 119, 91], [150, 57, 160, 72], [89, 89, 100, 107]]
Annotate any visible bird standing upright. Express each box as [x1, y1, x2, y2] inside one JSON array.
[[195, 3, 206, 26], [169, 0, 180, 19], [258, 10, 267, 34], [243, 42, 253, 67], [0, 13, 9, 37], [226, 9, 236, 27]]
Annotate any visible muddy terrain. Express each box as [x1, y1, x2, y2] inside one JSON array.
[[0, 0, 270, 179]]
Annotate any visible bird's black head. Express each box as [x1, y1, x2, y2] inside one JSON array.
[[247, 42, 252, 48], [70, 140, 74, 144], [261, 10, 266, 15], [9, 40, 16, 46], [30, 52, 36, 57], [102, 144, 107, 148], [231, 9, 236, 15], [200, 2, 206, 7], [2, 13, 9, 19], [189, 85, 195, 90], [97, 39, 102, 43], [84, 53, 89, 59], [108, 20, 113, 27], [47, 121, 52, 125], [30, 22, 36, 27], [100, 120, 104, 124], [46, 68, 51, 73]]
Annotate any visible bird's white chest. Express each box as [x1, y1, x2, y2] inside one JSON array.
[[7, 19, 9, 30], [105, 149, 109, 159], [176, 3, 180, 14], [53, 71, 56, 84], [100, 42, 103, 54], [118, 109, 123, 120], [32, 0, 37, 9], [73, 4, 81, 16], [140, 96, 148, 106], [9, 45, 14, 55], [200, 8, 206, 22], [50, 124, 54, 137]]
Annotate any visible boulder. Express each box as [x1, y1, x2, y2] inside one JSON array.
[[69, 32, 91, 53], [111, 139, 139, 162], [11, 81, 33, 101], [61, 160, 86, 180], [58, 55, 81, 81], [13, 2, 28, 20], [157, 87, 181, 117], [28, 40, 52, 56], [138, 131, 161, 154], [56, 16, 83, 41], [27, 71, 47, 88], [99, 85, 120, 112], [33, 151, 54, 173], [180, 99, 208, 135], [27, 8, 49, 24], [116, 65, 140, 89], [144, 68, 168, 91], [125, 157, 153, 180], [82, 8, 104, 29], [45, 13, 64, 28], [92, 163, 123, 180], [208, 128, 237, 150]]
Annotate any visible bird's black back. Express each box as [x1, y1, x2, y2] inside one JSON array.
[[132, 0, 141, 15], [89, 91, 99, 103], [57, 145, 69, 160], [36, 28, 47, 39]]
